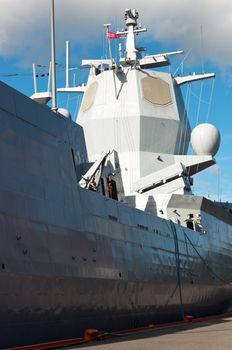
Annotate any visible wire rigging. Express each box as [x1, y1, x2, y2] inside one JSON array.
[[206, 79, 215, 122], [0, 64, 81, 78], [195, 81, 204, 126]]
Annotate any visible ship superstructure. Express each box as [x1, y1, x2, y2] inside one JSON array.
[[0, 7, 231, 349], [77, 8, 217, 220]]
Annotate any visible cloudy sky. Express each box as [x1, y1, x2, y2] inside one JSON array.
[[0, 0, 232, 66], [0, 0, 232, 200]]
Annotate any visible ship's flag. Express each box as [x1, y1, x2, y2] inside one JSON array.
[[107, 31, 123, 40]]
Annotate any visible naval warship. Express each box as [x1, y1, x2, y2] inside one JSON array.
[[0, 7, 232, 349]]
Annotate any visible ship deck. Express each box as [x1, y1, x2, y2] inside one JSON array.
[[63, 316, 232, 350]]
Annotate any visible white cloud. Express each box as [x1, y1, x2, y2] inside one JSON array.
[[0, 0, 232, 67]]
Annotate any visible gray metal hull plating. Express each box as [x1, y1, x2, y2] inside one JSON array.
[[0, 82, 232, 348]]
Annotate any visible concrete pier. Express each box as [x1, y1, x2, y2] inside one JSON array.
[[64, 316, 232, 350]]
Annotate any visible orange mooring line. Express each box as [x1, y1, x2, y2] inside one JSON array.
[[6, 311, 232, 350]]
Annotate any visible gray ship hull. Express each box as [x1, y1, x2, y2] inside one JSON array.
[[0, 82, 232, 348], [0, 274, 230, 348]]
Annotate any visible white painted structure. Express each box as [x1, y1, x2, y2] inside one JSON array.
[[191, 123, 220, 156], [76, 9, 217, 219]]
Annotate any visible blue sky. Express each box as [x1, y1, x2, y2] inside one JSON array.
[[0, 0, 232, 202]]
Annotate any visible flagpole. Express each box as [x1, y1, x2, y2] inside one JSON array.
[[104, 24, 113, 62], [104, 24, 118, 99], [51, 0, 57, 112]]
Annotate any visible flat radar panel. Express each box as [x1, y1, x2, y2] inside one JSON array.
[[81, 82, 98, 112], [141, 77, 172, 106]]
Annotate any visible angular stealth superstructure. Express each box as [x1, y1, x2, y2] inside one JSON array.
[[0, 7, 231, 349], [77, 9, 215, 213]]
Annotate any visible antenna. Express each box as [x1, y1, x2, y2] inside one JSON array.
[[51, 0, 57, 112], [47, 62, 52, 92], [57, 41, 86, 93], [32, 63, 37, 93], [66, 41, 70, 88]]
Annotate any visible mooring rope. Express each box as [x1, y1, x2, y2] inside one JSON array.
[[169, 220, 185, 319]]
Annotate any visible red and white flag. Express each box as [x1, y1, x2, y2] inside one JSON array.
[[107, 31, 123, 40]]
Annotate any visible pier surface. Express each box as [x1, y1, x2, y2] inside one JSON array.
[[64, 316, 232, 350]]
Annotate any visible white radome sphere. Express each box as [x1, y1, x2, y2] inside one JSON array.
[[57, 108, 71, 119], [190, 123, 220, 156]]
